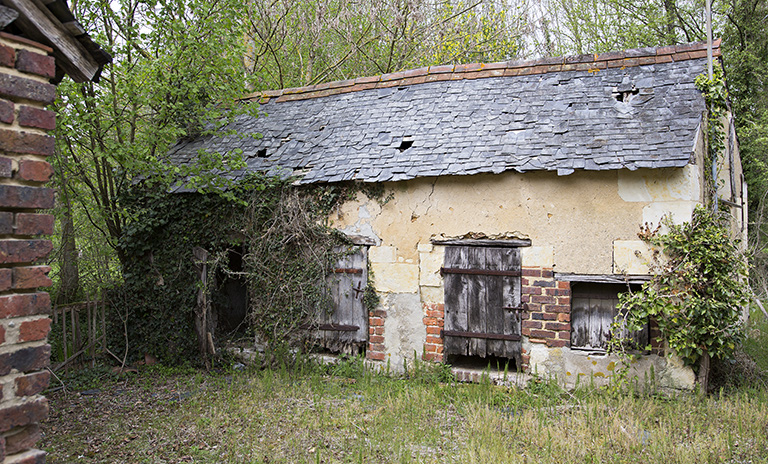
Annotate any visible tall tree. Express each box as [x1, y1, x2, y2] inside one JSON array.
[[54, 0, 253, 266], [244, 0, 532, 90]]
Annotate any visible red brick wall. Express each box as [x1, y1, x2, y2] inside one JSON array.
[[422, 303, 444, 362], [0, 34, 57, 464], [519, 267, 571, 370], [366, 308, 386, 362]]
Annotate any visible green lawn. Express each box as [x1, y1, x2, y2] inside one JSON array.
[[42, 349, 768, 464]]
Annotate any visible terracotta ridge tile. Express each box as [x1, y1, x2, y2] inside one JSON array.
[[252, 40, 721, 104]]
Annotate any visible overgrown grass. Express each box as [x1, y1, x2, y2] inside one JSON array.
[[42, 354, 768, 464]]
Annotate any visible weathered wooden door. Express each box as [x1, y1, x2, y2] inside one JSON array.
[[570, 283, 648, 350], [443, 245, 522, 362], [314, 246, 368, 354]]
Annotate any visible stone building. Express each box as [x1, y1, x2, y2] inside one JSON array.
[[171, 40, 744, 392]]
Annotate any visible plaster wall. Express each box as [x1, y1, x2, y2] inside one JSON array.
[[333, 166, 703, 385]]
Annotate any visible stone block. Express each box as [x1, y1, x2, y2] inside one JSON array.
[[0, 186, 54, 209], [0, 239, 52, 264], [0, 129, 54, 156], [0, 345, 50, 376], [0, 98, 14, 124], [12, 265, 52, 289], [14, 371, 50, 397], [419, 248, 443, 287], [613, 240, 655, 275], [0, 43, 15, 68], [4, 425, 40, 455], [18, 317, 50, 343], [371, 262, 419, 293], [522, 246, 554, 268], [369, 245, 396, 263], [0, 293, 50, 318], [16, 160, 53, 182]]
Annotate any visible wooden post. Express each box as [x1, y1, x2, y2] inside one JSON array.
[[193, 247, 213, 369]]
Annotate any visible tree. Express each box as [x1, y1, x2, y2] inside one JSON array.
[[54, 0, 253, 267], [615, 207, 750, 392], [244, 0, 532, 90]]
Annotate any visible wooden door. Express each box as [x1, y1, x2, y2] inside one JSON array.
[[443, 245, 522, 362], [314, 246, 368, 354]]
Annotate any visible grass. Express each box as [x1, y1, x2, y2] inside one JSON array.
[[41, 352, 768, 464]]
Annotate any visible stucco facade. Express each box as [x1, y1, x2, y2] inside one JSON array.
[[172, 40, 745, 392]]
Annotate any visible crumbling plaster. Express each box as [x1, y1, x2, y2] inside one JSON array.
[[332, 166, 707, 386], [335, 167, 701, 277]]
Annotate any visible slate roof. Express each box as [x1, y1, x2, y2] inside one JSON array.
[[168, 41, 719, 184]]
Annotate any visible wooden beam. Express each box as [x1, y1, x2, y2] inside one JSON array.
[[2, 0, 100, 82], [555, 273, 651, 285], [430, 238, 532, 248]]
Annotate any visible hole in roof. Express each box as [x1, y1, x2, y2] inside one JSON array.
[[614, 87, 639, 102], [257, 148, 268, 158], [398, 139, 414, 152]]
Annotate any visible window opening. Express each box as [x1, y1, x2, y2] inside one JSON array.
[[570, 282, 648, 351]]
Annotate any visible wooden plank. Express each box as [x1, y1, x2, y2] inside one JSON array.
[[319, 246, 368, 354], [485, 247, 504, 356], [555, 273, 650, 285], [442, 330, 521, 341], [431, 238, 532, 248], [440, 267, 521, 277], [501, 247, 522, 361], [443, 246, 469, 355], [3, 0, 101, 81], [467, 246, 487, 357]]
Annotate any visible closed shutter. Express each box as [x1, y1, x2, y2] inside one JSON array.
[[570, 283, 648, 350], [313, 246, 368, 354], [443, 245, 522, 361]]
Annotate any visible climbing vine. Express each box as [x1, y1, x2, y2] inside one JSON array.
[[611, 206, 749, 388], [695, 62, 729, 204], [110, 174, 367, 364]]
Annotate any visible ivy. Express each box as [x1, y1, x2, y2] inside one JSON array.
[[109, 174, 366, 364], [611, 206, 750, 379], [695, 62, 729, 204]]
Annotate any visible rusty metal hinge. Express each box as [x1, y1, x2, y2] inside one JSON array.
[[440, 267, 521, 277]]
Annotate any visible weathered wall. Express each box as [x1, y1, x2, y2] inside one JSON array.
[[0, 34, 56, 464], [333, 165, 703, 389]]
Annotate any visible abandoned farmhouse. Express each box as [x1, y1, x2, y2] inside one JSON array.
[[169, 40, 744, 392]]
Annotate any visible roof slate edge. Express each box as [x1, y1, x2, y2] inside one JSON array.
[[244, 40, 721, 104]]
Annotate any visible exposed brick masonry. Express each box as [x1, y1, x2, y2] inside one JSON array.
[[366, 309, 387, 362], [422, 303, 444, 362], [0, 34, 56, 464], [519, 268, 571, 370]]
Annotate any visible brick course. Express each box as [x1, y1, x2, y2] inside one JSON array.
[[0, 36, 59, 464]]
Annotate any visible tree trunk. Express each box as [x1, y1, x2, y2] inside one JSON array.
[[697, 351, 710, 395], [57, 170, 80, 305]]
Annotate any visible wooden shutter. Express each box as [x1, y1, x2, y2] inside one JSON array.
[[314, 246, 368, 354], [443, 245, 522, 361], [570, 283, 648, 350]]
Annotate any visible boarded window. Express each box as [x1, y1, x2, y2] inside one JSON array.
[[570, 282, 648, 350], [312, 246, 368, 355], [443, 245, 522, 363]]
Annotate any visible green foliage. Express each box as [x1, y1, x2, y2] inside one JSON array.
[[112, 174, 362, 364], [695, 62, 729, 202], [614, 206, 750, 368], [244, 0, 527, 90]]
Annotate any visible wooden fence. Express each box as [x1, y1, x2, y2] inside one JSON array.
[[52, 298, 107, 372]]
